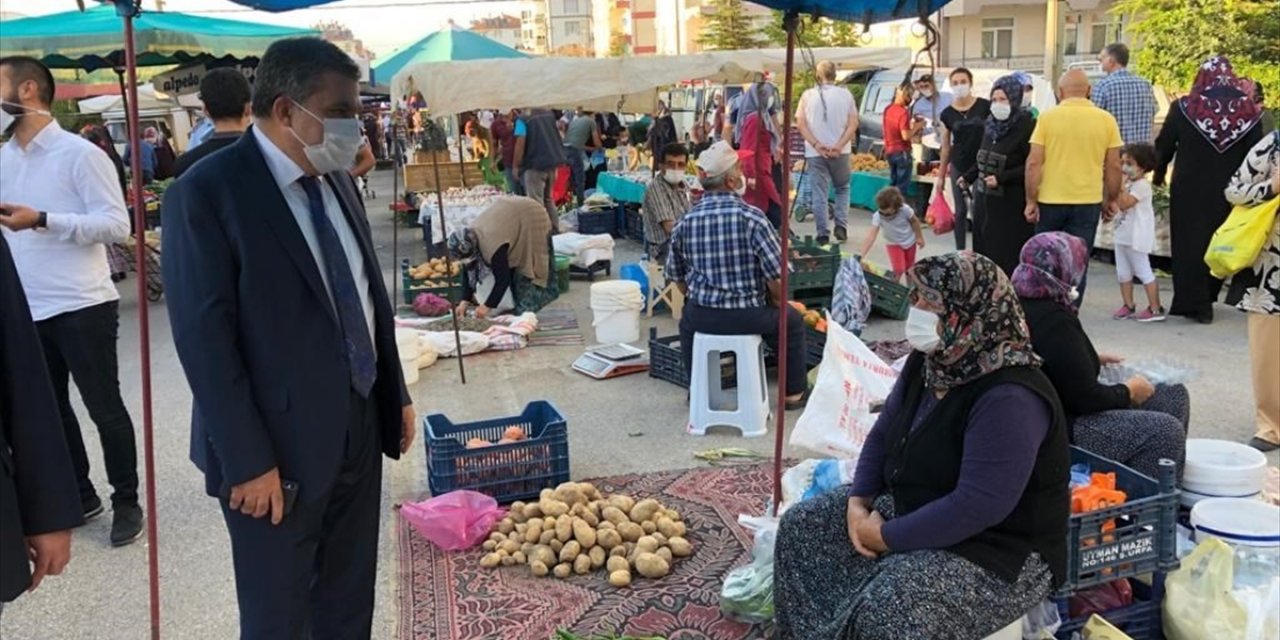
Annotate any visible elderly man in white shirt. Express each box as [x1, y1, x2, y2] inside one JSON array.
[[0, 56, 142, 547], [797, 59, 859, 246]]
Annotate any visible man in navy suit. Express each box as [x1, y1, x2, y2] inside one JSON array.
[[161, 38, 415, 639]]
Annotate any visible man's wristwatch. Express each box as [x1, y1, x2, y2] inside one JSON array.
[[36, 211, 48, 229]]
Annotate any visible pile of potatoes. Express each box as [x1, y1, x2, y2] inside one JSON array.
[[405, 258, 461, 285], [478, 482, 692, 588]]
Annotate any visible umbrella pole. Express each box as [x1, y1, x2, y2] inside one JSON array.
[[431, 147, 467, 384], [456, 114, 468, 188], [772, 12, 799, 517], [391, 125, 400, 308], [119, 5, 162, 639]]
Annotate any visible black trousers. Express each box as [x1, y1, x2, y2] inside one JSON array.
[[222, 390, 382, 640], [680, 302, 807, 396], [36, 301, 139, 508]]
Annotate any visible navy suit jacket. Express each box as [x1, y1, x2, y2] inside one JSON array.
[[161, 129, 409, 502]]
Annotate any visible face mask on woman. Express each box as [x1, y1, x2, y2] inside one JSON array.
[[990, 102, 1012, 121], [952, 83, 972, 99], [904, 307, 942, 353]]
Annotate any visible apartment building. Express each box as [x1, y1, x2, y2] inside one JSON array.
[[546, 0, 595, 56], [940, 0, 1125, 71], [470, 15, 524, 51], [520, 1, 549, 54]]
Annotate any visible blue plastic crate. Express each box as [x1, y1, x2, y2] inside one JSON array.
[[423, 401, 570, 504], [1055, 577, 1163, 640], [577, 208, 617, 236], [1059, 448, 1180, 597]]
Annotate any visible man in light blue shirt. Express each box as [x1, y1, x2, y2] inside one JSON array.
[[911, 74, 952, 162]]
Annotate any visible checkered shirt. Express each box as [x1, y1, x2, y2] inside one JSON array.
[[665, 191, 784, 309], [1091, 69, 1158, 144]]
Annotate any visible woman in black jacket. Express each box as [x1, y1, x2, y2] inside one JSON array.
[[1012, 232, 1189, 477], [974, 75, 1037, 275]]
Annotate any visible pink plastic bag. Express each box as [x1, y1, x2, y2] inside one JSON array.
[[401, 490, 505, 551], [927, 183, 955, 235]]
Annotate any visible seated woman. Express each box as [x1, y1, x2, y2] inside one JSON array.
[[447, 196, 558, 318], [1012, 232, 1189, 477], [775, 253, 1069, 640]]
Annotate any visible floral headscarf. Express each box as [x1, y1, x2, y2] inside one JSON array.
[[905, 253, 1040, 390], [1181, 56, 1263, 154], [446, 228, 486, 289], [985, 74, 1028, 141], [1010, 232, 1089, 314]]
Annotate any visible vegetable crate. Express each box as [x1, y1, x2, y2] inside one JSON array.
[[790, 286, 832, 311], [623, 205, 644, 244], [865, 271, 911, 320], [1054, 577, 1163, 640], [569, 260, 611, 281], [401, 262, 465, 305], [788, 238, 840, 290], [1057, 447, 1180, 598], [424, 401, 571, 504], [805, 325, 827, 370], [648, 327, 736, 389], [577, 208, 617, 236]]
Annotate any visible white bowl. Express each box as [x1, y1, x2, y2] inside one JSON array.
[[1180, 487, 1262, 508], [1183, 438, 1267, 496], [1192, 497, 1280, 548]]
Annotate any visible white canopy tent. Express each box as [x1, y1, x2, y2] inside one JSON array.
[[77, 83, 201, 114], [392, 47, 913, 116]]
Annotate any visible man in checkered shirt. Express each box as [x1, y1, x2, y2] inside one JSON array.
[[666, 141, 808, 407], [1092, 43, 1158, 144]]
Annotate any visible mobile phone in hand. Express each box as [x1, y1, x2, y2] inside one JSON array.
[[281, 480, 299, 516]]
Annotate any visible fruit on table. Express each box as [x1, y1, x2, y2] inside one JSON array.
[[850, 153, 888, 172]]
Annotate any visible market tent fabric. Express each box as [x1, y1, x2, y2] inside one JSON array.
[[77, 83, 201, 114], [392, 46, 912, 116], [0, 5, 316, 71], [373, 27, 529, 89]]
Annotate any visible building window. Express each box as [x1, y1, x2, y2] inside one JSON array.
[[981, 17, 1014, 59], [566, 20, 582, 36], [1064, 23, 1079, 56], [564, 0, 580, 14], [1090, 17, 1123, 53]]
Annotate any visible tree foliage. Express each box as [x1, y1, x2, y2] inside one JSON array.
[[1113, 0, 1279, 108], [697, 0, 769, 51], [609, 31, 630, 57], [762, 10, 863, 48]]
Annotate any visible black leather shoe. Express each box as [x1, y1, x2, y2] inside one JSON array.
[[816, 234, 830, 246], [834, 226, 848, 242], [1249, 437, 1280, 453], [110, 504, 145, 547], [82, 495, 105, 522]]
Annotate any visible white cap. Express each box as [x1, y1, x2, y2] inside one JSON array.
[[697, 140, 739, 178]]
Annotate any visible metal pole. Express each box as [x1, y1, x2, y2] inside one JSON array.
[[430, 140, 467, 384], [119, 5, 161, 638], [391, 122, 400, 308], [771, 12, 798, 516], [1043, 0, 1060, 82]]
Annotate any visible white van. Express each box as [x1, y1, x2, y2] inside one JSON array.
[[102, 107, 198, 156]]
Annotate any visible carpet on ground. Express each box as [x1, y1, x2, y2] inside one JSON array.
[[398, 463, 776, 640], [529, 303, 586, 347]]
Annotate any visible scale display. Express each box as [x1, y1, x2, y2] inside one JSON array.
[[571, 344, 649, 379]]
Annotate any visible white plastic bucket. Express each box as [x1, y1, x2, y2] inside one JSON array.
[[1182, 439, 1267, 505], [590, 280, 643, 344], [1191, 498, 1280, 548]]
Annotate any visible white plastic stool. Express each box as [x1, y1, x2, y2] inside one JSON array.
[[981, 616, 1025, 640], [644, 261, 684, 320], [687, 333, 771, 438]]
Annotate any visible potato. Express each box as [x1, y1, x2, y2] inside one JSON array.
[[656, 517, 679, 539], [588, 545, 606, 569], [488, 532, 506, 544], [573, 519, 598, 548], [559, 540, 582, 563], [607, 555, 630, 573], [573, 503, 599, 527], [520, 542, 534, 555], [530, 560, 549, 577], [573, 554, 592, 575], [656, 547, 673, 564], [641, 521, 657, 534], [617, 522, 644, 542], [480, 553, 501, 568], [500, 554, 517, 566], [651, 533, 667, 547], [550, 539, 564, 553], [609, 545, 628, 559], [540, 488, 555, 501], [524, 521, 543, 543], [553, 562, 572, 579], [482, 540, 497, 551], [538, 529, 556, 545], [497, 518, 515, 534], [596, 528, 622, 550], [555, 514, 574, 543], [507, 531, 521, 542], [521, 503, 542, 519], [514, 522, 528, 535], [553, 484, 587, 506], [608, 495, 636, 514], [543, 516, 557, 530], [530, 545, 557, 568], [597, 521, 616, 531], [513, 550, 527, 565], [671, 521, 687, 538], [579, 482, 601, 500], [665, 509, 681, 522], [635, 536, 660, 554], [634, 552, 670, 579], [539, 499, 570, 517], [601, 506, 629, 526], [608, 570, 632, 587], [668, 536, 692, 557], [509, 508, 529, 524], [496, 549, 509, 559], [511, 501, 526, 513], [499, 540, 520, 555], [629, 499, 663, 523]]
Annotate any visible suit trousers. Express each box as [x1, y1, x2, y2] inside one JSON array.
[[36, 300, 139, 508], [222, 389, 382, 640], [523, 168, 557, 231]]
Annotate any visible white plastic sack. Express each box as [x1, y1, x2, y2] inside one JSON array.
[[475, 273, 515, 314], [779, 459, 857, 515], [791, 315, 899, 458], [721, 516, 779, 623], [419, 330, 489, 358], [1164, 538, 1280, 640], [553, 232, 615, 268]]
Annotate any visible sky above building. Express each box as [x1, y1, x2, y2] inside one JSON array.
[[0, 0, 524, 59]]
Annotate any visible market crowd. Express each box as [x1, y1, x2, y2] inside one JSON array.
[[0, 32, 1277, 640]]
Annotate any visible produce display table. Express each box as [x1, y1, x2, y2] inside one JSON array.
[[596, 172, 648, 204]]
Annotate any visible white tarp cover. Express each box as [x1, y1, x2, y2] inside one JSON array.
[[392, 47, 912, 116], [77, 83, 201, 114]]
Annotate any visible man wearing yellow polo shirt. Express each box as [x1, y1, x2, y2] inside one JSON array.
[[1024, 69, 1123, 303]]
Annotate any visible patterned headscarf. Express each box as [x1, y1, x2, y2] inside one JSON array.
[[734, 82, 781, 150], [1181, 56, 1263, 154], [1010, 232, 1089, 314], [906, 253, 1040, 390], [447, 228, 479, 260], [985, 74, 1028, 141]]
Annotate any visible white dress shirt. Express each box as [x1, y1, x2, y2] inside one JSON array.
[[0, 120, 130, 321], [251, 126, 376, 344]]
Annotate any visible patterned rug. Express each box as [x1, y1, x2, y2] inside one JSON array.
[[397, 464, 776, 640], [529, 303, 586, 347]]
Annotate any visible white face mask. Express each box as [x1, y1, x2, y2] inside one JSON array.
[[664, 169, 685, 185], [0, 100, 49, 135], [991, 103, 1012, 121], [733, 176, 747, 197], [1122, 164, 1142, 179], [904, 307, 943, 353], [952, 83, 972, 99], [919, 88, 934, 98], [288, 101, 363, 175]]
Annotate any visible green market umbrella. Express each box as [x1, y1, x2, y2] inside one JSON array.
[[0, 4, 316, 71], [372, 26, 527, 87]]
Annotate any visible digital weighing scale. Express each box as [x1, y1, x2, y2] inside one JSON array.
[[571, 343, 650, 380]]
